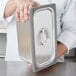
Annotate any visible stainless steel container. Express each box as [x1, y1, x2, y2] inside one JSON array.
[[17, 4, 57, 72]]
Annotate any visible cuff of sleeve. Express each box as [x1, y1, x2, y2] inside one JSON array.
[[57, 31, 76, 54], [5, 14, 15, 23], [34, 0, 50, 5]]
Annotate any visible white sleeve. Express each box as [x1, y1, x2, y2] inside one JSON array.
[[0, 0, 14, 23], [58, 0, 76, 51], [34, 0, 50, 5], [0, 0, 8, 21]]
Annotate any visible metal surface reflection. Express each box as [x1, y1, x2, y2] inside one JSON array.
[[17, 4, 57, 72]]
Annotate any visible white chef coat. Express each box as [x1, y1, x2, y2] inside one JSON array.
[[0, 0, 76, 61]]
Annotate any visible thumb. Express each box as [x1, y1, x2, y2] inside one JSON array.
[[29, 1, 40, 8], [26, 61, 32, 67]]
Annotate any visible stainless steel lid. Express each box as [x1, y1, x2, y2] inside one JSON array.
[[17, 4, 57, 72]]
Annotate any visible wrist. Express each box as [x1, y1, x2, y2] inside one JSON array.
[[4, 0, 17, 18], [57, 42, 68, 58]]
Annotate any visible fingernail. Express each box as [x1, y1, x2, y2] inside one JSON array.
[[22, 20, 25, 22], [24, 17, 29, 21]]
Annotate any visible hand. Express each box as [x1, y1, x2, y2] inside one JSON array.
[[15, 0, 40, 22], [26, 61, 32, 67], [4, 0, 17, 18], [57, 42, 68, 58]]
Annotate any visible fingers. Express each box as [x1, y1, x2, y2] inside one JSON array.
[[15, 1, 40, 22], [15, 3, 29, 22], [28, 63, 32, 67], [30, 1, 40, 7], [20, 4, 29, 22], [20, 4, 24, 22], [15, 8, 20, 21], [24, 4, 29, 21], [26, 61, 32, 67]]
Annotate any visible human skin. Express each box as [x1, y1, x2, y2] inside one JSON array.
[[4, 0, 68, 59]]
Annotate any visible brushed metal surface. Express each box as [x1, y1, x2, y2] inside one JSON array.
[[17, 4, 57, 72]]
